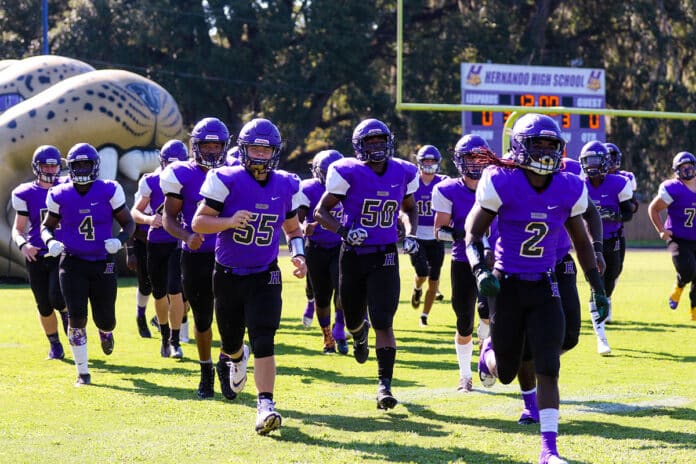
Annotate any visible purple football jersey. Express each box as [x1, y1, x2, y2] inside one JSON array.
[[46, 179, 126, 261], [432, 177, 498, 262], [11, 180, 64, 255], [658, 179, 696, 240], [616, 169, 637, 190], [477, 167, 587, 273], [200, 165, 302, 269], [135, 172, 177, 243], [585, 174, 633, 238], [556, 158, 583, 258], [413, 174, 447, 240], [298, 178, 343, 247], [160, 160, 216, 252], [325, 157, 419, 246]]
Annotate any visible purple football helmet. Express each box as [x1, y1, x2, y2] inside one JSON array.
[[579, 140, 609, 178], [159, 139, 188, 168], [416, 145, 441, 174], [312, 149, 344, 184], [453, 134, 493, 180], [604, 142, 622, 172], [352, 118, 395, 163], [190, 117, 229, 168], [66, 143, 100, 184], [509, 114, 565, 175], [672, 151, 696, 180], [32, 145, 62, 183], [237, 118, 282, 176]]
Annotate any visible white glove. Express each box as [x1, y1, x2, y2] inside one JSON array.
[[47, 240, 64, 257], [345, 228, 368, 246], [104, 238, 123, 254], [403, 236, 419, 254]]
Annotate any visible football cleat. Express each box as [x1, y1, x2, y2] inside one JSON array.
[[352, 323, 369, 364], [99, 331, 114, 355], [518, 408, 540, 425], [197, 363, 215, 400], [420, 315, 428, 326], [435, 292, 445, 302], [75, 373, 91, 386], [376, 379, 398, 410], [171, 343, 183, 359], [597, 336, 612, 356], [410, 288, 422, 309], [255, 399, 282, 435], [150, 315, 161, 333], [136, 315, 151, 338], [478, 337, 496, 387], [457, 377, 473, 393], [231, 345, 250, 394], [336, 338, 349, 355], [160, 341, 172, 358], [669, 284, 683, 310], [47, 342, 65, 360], [302, 300, 315, 328], [539, 450, 568, 464], [216, 357, 236, 400]]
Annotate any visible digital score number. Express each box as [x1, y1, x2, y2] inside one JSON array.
[[461, 64, 606, 158]]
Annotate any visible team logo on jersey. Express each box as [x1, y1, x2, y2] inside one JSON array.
[[256, 203, 269, 210], [105, 262, 115, 274], [268, 270, 281, 285], [79, 209, 90, 214], [383, 252, 396, 267], [377, 191, 389, 197], [531, 212, 548, 220]]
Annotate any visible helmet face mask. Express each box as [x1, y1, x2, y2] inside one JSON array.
[[509, 114, 565, 175], [237, 118, 282, 178], [311, 149, 343, 184], [580, 141, 609, 179], [352, 118, 395, 163], [673, 151, 696, 180], [190, 117, 229, 169], [32, 145, 62, 183], [416, 145, 441, 175], [454, 134, 493, 179], [67, 143, 100, 184], [604, 142, 622, 171]]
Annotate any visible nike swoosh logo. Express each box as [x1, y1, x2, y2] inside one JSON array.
[[232, 375, 246, 388], [601, 194, 609, 198], [271, 196, 280, 200], [547, 205, 559, 210], [391, 184, 400, 188], [90, 202, 99, 206]]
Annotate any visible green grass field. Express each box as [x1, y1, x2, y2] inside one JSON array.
[[1, 249, 695, 463]]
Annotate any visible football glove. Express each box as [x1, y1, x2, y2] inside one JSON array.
[[474, 265, 500, 297], [591, 289, 610, 324], [46, 240, 64, 257], [104, 238, 123, 254], [402, 236, 419, 254], [344, 228, 368, 246]]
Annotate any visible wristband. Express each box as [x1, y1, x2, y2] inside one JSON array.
[[40, 227, 55, 246], [14, 235, 28, 250], [116, 230, 130, 245], [336, 225, 348, 239], [289, 236, 305, 258], [482, 235, 491, 250], [592, 241, 603, 253], [466, 241, 486, 268], [435, 226, 455, 242], [19, 241, 28, 250]]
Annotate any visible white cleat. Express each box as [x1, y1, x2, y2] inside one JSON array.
[[255, 398, 282, 435], [230, 344, 250, 394], [597, 336, 612, 356]]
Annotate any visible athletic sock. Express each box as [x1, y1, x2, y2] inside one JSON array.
[[376, 347, 396, 381], [454, 338, 473, 379]]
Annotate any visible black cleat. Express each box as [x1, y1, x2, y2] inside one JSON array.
[[410, 288, 422, 309], [150, 316, 161, 333], [197, 363, 215, 400], [75, 373, 91, 387], [216, 358, 237, 400], [352, 324, 369, 364], [136, 315, 151, 338], [99, 331, 114, 356], [376, 379, 398, 410], [435, 292, 445, 302]]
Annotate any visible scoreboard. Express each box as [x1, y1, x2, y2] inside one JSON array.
[[461, 63, 606, 158]]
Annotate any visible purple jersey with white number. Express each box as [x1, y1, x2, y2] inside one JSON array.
[[200, 165, 302, 268], [46, 179, 126, 261], [658, 179, 696, 240], [414, 174, 447, 240], [298, 178, 343, 247], [160, 160, 216, 253], [135, 172, 176, 243], [556, 158, 583, 258], [477, 167, 587, 273], [585, 174, 633, 238], [325, 157, 419, 246], [432, 177, 498, 262], [12, 180, 64, 255]]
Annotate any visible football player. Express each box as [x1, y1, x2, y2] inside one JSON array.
[[315, 118, 420, 410], [297, 149, 348, 354], [41, 143, 135, 386], [160, 117, 228, 399], [579, 141, 633, 351], [466, 114, 608, 464], [648, 151, 696, 321], [11, 145, 68, 360], [409, 145, 448, 326], [432, 135, 498, 392], [193, 117, 306, 435], [131, 139, 189, 358]]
